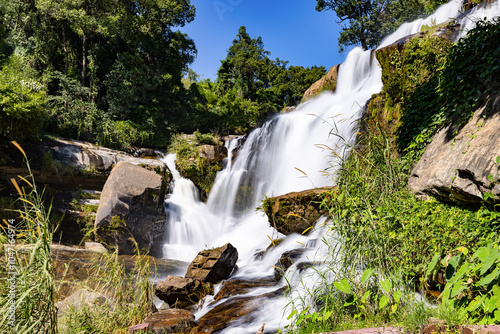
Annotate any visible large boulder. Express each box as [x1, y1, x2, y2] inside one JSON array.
[[302, 64, 340, 101], [261, 187, 335, 235], [94, 161, 169, 255], [185, 243, 238, 284], [408, 94, 500, 204], [154, 276, 210, 307]]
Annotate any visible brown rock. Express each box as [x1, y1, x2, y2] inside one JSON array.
[[185, 243, 238, 284], [408, 94, 500, 204], [198, 145, 228, 163], [94, 161, 169, 255], [213, 277, 278, 302], [143, 308, 197, 334], [302, 64, 340, 101], [155, 276, 210, 307], [261, 187, 335, 235]]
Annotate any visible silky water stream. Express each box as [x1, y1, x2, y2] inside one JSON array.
[[159, 1, 500, 332]]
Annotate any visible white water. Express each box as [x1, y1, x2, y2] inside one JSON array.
[[161, 1, 500, 332]]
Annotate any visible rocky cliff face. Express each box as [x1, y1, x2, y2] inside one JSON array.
[[408, 94, 500, 204], [302, 64, 340, 101]]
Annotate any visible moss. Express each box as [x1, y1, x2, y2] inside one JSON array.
[[169, 132, 224, 200]]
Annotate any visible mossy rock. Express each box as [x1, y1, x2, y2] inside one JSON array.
[[261, 187, 336, 235]]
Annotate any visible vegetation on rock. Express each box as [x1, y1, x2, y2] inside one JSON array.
[[169, 131, 225, 200]]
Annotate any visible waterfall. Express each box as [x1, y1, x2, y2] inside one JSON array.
[[161, 1, 500, 332]]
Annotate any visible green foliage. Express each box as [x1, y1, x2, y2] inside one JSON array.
[[289, 126, 500, 333], [398, 18, 500, 156], [427, 243, 500, 324], [0, 55, 46, 144], [315, 0, 447, 51]]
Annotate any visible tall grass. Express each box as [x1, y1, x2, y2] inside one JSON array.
[[0, 141, 57, 333], [58, 250, 154, 333]]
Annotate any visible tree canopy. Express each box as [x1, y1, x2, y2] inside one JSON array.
[[0, 0, 198, 148], [316, 0, 448, 51]]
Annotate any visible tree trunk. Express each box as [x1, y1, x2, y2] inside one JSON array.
[[82, 32, 87, 86], [62, 26, 68, 77]]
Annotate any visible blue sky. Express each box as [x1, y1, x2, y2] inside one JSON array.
[[179, 0, 345, 80]]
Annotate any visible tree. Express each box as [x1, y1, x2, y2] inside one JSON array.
[[216, 26, 271, 101], [316, 0, 448, 51], [211, 26, 326, 132]]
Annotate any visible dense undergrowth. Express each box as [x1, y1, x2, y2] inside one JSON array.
[[287, 18, 500, 334]]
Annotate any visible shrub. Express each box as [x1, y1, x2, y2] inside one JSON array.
[[0, 56, 46, 144]]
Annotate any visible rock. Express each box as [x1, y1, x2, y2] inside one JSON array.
[[274, 248, 307, 280], [198, 145, 228, 163], [185, 243, 238, 284], [155, 276, 211, 307], [128, 323, 150, 333], [47, 137, 166, 173], [408, 94, 500, 204], [94, 161, 169, 255], [261, 187, 335, 235], [282, 106, 296, 113], [213, 277, 278, 302], [302, 64, 340, 101], [56, 288, 114, 318], [193, 287, 286, 333], [142, 309, 197, 334]]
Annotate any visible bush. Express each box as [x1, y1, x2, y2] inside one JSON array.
[[0, 55, 46, 144]]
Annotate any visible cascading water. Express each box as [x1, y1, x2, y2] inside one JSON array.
[[161, 1, 500, 332]]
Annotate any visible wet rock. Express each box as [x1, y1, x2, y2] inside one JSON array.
[[274, 248, 307, 280], [408, 94, 500, 204], [142, 308, 197, 334], [194, 287, 286, 333], [155, 276, 211, 307], [185, 243, 238, 284], [261, 187, 335, 235], [213, 277, 278, 302], [302, 64, 340, 101], [95, 161, 169, 255]]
